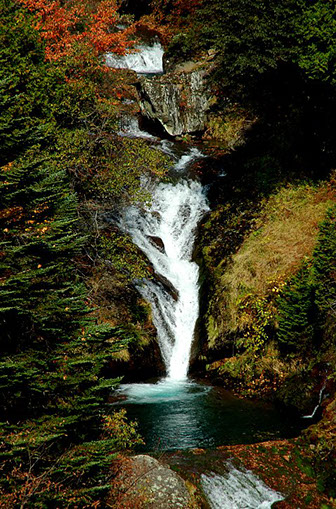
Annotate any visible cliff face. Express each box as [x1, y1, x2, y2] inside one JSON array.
[[137, 61, 212, 136]]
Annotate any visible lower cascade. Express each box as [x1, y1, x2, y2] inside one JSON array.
[[201, 467, 284, 509], [123, 173, 209, 380]]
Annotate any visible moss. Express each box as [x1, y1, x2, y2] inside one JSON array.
[[203, 107, 256, 149], [206, 315, 222, 349]]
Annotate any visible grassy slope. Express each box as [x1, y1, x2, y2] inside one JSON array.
[[221, 182, 335, 336], [201, 179, 335, 403]]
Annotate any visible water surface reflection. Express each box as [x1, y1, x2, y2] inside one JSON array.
[[113, 380, 304, 451]]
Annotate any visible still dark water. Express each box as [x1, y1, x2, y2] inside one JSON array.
[[112, 379, 305, 452]]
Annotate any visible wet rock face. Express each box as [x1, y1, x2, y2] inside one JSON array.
[[110, 455, 191, 509], [138, 64, 211, 136], [156, 273, 179, 302]]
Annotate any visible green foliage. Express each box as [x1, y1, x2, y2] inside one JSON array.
[[0, 1, 162, 506], [102, 408, 144, 450], [277, 262, 316, 351], [277, 204, 336, 353], [99, 230, 152, 281], [296, 1, 336, 85], [312, 205, 336, 340], [237, 296, 275, 353], [59, 127, 169, 204], [0, 155, 86, 347], [0, 1, 86, 165], [92, 136, 169, 203], [166, 0, 336, 102], [167, 0, 301, 97], [0, 409, 143, 507]]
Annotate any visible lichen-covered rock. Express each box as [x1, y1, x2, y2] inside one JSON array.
[[110, 454, 192, 508], [138, 62, 212, 136]]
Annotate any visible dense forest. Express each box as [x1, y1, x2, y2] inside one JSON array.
[[0, 0, 335, 507]]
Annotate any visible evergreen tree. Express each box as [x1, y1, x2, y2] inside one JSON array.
[[166, 0, 301, 97], [277, 204, 336, 353], [277, 262, 316, 352], [312, 204, 336, 342], [296, 0, 336, 86], [0, 2, 145, 505]]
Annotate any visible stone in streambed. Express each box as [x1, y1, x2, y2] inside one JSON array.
[[156, 273, 179, 301], [147, 235, 165, 253]]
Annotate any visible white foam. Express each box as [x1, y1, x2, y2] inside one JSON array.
[[119, 115, 157, 139], [122, 160, 209, 380], [174, 148, 204, 172], [117, 379, 210, 404], [105, 42, 164, 74], [201, 467, 284, 509]]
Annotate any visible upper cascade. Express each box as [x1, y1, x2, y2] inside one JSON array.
[[105, 42, 164, 74]]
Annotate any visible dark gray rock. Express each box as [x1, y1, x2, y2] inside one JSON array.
[[138, 61, 212, 136], [156, 273, 179, 301], [147, 235, 165, 253]]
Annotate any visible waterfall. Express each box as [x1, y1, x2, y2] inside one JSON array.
[[303, 383, 326, 419], [201, 467, 284, 509], [123, 155, 209, 380], [113, 40, 208, 381], [105, 41, 164, 74], [119, 114, 157, 139]]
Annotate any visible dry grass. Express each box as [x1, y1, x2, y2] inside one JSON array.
[[221, 183, 335, 332]]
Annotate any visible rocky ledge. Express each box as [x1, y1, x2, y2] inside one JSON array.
[[137, 60, 213, 136]]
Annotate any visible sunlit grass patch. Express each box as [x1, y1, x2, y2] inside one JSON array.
[[222, 181, 335, 333]]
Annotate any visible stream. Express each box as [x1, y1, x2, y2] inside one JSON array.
[[109, 41, 305, 508]]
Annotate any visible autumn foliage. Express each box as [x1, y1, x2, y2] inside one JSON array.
[[18, 0, 136, 62], [131, 0, 203, 46]]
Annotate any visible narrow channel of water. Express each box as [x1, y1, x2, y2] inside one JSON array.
[[122, 171, 209, 380], [201, 466, 284, 509]]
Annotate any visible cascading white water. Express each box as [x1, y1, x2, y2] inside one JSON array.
[[303, 382, 326, 419], [173, 147, 204, 171], [201, 467, 284, 509], [111, 39, 208, 381], [105, 41, 164, 74], [119, 115, 157, 139], [123, 160, 209, 380]]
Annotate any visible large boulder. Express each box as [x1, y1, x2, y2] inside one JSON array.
[[138, 61, 212, 136], [110, 454, 192, 508]]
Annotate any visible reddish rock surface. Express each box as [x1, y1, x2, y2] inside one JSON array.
[[165, 439, 333, 508]]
